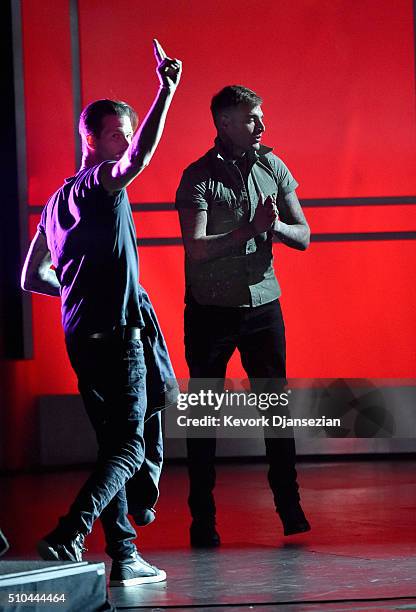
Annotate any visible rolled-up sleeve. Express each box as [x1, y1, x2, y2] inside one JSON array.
[[268, 154, 299, 195], [175, 165, 209, 211]]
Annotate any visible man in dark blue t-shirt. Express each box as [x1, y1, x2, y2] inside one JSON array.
[[21, 40, 181, 586]]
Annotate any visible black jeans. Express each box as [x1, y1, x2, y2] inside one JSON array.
[[184, 298, 299, 521], [63, 334, 147, 560]]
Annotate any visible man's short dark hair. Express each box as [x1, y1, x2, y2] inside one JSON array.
[[210, 85, 263, 126], [79, 99, 138, 138]]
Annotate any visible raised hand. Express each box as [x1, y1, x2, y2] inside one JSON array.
[[252, 193, 278, 234], [153, 39, 182, 90]]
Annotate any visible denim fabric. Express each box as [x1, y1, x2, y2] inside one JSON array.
[[184, 297, 299, 519], [126, 410, 163, 517], [138, 284, 179, 415], [123, 285, 179, 517], [55, 284, 177, 558], [63, 334, 147, 560]]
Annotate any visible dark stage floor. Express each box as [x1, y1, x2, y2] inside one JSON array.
[[1, 460, 416, 610]]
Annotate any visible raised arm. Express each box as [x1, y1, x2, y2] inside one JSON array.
[[179, 193, 277, 262], [21, 231, 60, 297], [101, 39, 182, 193], [273, 191, 310, 250]]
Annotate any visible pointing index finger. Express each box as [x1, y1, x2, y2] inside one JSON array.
[[153, 38, 167, 62]]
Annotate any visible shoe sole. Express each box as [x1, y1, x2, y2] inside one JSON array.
[[109, 570, 167, 586], [190, 539, 221, 548], [284, 523, 311, 536]]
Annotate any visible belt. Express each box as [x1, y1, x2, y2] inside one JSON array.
[[88, 326, 141, 340]]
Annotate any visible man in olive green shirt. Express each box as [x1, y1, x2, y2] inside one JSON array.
[[175, 85, 310, 547]]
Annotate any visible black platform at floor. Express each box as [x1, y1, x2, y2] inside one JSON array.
[[0, 560, 110, 611], [108, 548, 416, 611]]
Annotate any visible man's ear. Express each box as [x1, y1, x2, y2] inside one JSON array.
[[218, 112, 230, 130], [86, 134, 95, 148]]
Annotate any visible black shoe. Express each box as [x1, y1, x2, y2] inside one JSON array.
[[190, 520, 221, 548], [132, 507, 156, 526], [37, 532, 86, 562], [279, 503, 311, 536], [109, 551, 166, 586]]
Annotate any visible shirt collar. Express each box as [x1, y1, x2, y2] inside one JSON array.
[[213, 137, 273, 164]]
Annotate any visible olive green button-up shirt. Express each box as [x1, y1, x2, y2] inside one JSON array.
[[175, 140, 298, 307]]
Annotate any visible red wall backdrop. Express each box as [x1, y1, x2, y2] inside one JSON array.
[[3, 0, 416, 468]]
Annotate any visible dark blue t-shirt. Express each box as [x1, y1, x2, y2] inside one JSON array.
[[38, 162, 144, 337]]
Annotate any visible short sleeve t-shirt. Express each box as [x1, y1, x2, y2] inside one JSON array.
[[38, 162, 144, 337]]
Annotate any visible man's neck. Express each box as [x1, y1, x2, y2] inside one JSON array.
[[79, 153, 102, 171], [216, 136, 247, 160]]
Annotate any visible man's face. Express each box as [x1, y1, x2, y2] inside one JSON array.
[[92, 114, 133, 161], [220, 104, 265, 154]]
